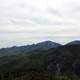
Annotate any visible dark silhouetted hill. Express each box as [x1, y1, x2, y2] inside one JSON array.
[[0, 40, 80, 80], [0, 41, 61, 56]]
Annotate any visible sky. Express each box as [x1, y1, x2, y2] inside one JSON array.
[[0, 0, 80, 48]]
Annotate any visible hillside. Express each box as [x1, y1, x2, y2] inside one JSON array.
[[0, 41, 80, 80], [0, 41, 61, 56]]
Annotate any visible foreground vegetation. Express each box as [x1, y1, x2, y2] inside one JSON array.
[[0, 72, 80, 80]]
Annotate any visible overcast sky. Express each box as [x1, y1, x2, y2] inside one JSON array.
[[0, 0, 80, 48]]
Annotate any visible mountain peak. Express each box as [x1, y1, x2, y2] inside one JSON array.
[[37, 40, 55, 45], [66, 40, 80, 45], [35, 40, 61, 49]]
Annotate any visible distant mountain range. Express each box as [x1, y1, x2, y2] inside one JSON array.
[[0, 40, 80, 56], [0, 40, 80, 79], [0, 40, 61, 56]]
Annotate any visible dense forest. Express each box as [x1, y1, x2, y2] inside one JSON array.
[[0, 41, 80, 80]]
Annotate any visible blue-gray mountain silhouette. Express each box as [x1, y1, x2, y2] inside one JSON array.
[[0, 41, 61, 56], [66, 40, 80, 45]]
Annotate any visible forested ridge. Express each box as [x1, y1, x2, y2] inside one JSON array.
[[0, 41, 80, 80]]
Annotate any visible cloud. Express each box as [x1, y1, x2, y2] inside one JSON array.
[[0, 0, 80, 47], [0, 0, 80, 29], [0, 0, 77, 26]]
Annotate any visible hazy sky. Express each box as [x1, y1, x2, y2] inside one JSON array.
[[0, 0, 80, 48]]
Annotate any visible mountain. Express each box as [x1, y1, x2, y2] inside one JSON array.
[[47, 41, 80, 75], [33, 41, 61, 49], [0, 41, 80, 79], [66, 40, 80, 45], [0, 41, 61, 56]]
